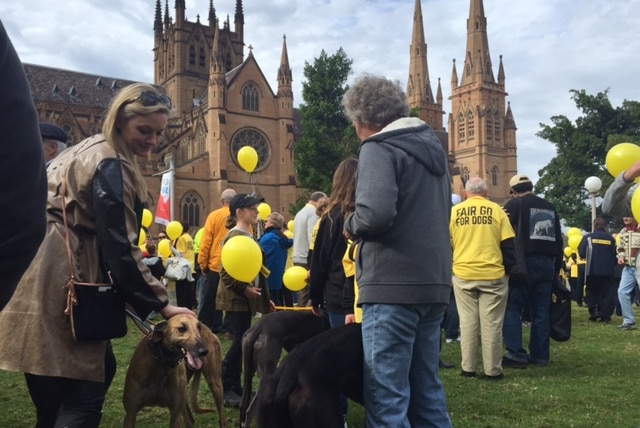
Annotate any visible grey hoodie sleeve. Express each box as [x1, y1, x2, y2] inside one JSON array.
[[345, 142, 398, 237], [602, 172, 636, 218]]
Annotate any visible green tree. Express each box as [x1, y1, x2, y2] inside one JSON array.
[[293, 48, 360, 207], [536, 90, 640, 230]]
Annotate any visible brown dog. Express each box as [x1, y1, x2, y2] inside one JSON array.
[[123, 314, 226, 428]]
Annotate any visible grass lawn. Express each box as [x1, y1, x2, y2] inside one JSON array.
[[0, 303, 638, 427]]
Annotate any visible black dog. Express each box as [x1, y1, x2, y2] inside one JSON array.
[[255, 323, 363, 428], [240, 310, 330, 427]]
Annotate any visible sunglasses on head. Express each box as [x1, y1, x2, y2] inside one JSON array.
[[125, 91, 172, 110]]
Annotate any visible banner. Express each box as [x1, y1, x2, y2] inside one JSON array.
[[155, 170, 172, 226]]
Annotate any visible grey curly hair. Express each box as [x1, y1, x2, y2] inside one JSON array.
[[342, 74, 410, 128]]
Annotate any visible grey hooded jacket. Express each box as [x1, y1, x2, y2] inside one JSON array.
[[345, 117, 452, 305]]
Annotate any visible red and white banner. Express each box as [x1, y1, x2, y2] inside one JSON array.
[[155, 170, 173, 226]]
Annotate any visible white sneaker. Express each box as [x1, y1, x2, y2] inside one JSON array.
[[445, 336, 461, 344]]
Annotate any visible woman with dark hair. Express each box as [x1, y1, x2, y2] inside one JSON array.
[[0, 83, 194, 427]]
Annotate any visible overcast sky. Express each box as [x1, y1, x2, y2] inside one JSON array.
[[2, 0, 639, 182]]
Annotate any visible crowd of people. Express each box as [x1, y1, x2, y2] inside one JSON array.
[[2, 18, 640, 427]]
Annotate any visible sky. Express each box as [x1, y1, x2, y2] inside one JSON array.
[[2, 0, 639, 182]]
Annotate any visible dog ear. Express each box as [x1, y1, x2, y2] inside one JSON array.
[[152, 321, 168, 343]]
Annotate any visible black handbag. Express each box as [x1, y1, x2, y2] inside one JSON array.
[[61, 169, 127, 342], [550, 277, 571, 342]]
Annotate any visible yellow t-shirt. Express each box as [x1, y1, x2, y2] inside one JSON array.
[[309, 218, 321, 251], [450, 196, 515, 280], [175, 233, 196, 273], [342, 241, 362, 323]]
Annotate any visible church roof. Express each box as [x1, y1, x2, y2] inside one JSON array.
[[23, 63, 145, 110]]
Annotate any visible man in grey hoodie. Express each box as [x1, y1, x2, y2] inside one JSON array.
[[343, 75, 452, 428]]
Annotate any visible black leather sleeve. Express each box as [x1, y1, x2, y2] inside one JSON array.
[[93, 159, 168, 317], [0, 22, 47, 310], [500, 237, 517, 274]]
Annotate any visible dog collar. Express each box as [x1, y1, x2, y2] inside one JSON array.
[[148, 338, 184, 369]]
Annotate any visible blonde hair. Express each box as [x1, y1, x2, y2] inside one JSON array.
[[102, 83, 171, 202]]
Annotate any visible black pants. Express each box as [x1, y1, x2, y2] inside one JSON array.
[[198, 271, 223, 332], [222, 311, 252, 391], [25, 342, 116, 428], [175, 279, 194, 309], [586, 275, 616, 321]]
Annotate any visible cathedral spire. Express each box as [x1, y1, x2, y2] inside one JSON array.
[[164, 0, 170, 27], [497, 54, 505, 86], [175, 0, 185, 25], [451, 59, 458, 89], [154, 0, 163, 34], [278, 35, 292, 91], [208, 0, 216, 27], [436, 78, 443, 105], [210, 23, 223, 74], [407, 0, 433, 103], [504, 101, 516, 130], [460, 0, 494, 86]]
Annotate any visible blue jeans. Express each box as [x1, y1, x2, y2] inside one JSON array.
[[618, 266, 638, 324], [362, 303, 451, 428], [503, 255, 554, 365]]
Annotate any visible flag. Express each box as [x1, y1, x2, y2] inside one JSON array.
[[155, 170, 172, 226]]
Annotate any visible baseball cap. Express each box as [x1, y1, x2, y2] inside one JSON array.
[[39, 123, 68, 143], [509, 174, 532, 188], [229, 194, 264, 214]]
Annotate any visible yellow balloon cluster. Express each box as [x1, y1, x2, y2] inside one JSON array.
[[283, 266, 308, 292], [258, 203, 272, 221], [142, 209, 153, 228], [158, 239, 172, 259], [567, 227, 582, 238], [568, 234, 582, 251], [221, 235, 262, 282], [563, 247, 573, 258], [166, 221, 183, 240], [237, 146, 259, 173], [606, 143, 640, 182]]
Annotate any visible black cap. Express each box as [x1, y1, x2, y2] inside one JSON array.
[[39, 123, 68, 143], [229, 194, 264, 214]]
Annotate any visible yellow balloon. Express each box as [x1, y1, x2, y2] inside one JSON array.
[[158, 239, 172, 259], [283, 230, 294, 239], [632, 186, 640, 224], [221, 235, 262, 282], [287, 220, 295, 233], [563, 247, 573, 258], [166, 221, 183, 240], [567, 227, 582, 238], [606, 143, 640, 179], [237, 146, 259, 173], [141, 209, 153, 228], [257, 203, 272, 221], [283, 266, 308, 292], [138, 228, 146, 247], [568, 234, 582, 251]]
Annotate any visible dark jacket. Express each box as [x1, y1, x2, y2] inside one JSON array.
[[310, 207, 349, 313], [143, 256, 166, 281], [259, 227, 293, 291], [578, 230, 617, 277], [344, 117, 452, 305], [504, 193, 564, 274], [0, 21, 47, 309]]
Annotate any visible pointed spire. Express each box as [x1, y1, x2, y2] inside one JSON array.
[[497, 54, 505, 86], [451, 59, 458, 89], [208, 0, 216, 27], [407, 0, 433, 103], [175, 0, 185, 25], [164, 0, 170, 26], [460, 0, 495, 86], [210, 24, 224, 76], [154, 0, 163, 34], [235, 0, 244, 24], [278, 35, 292, 91], [436, 78, 443, 105], [504, 101, 516, 130]]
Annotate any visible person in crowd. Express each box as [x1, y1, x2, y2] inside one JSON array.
[[292, 191, 327, 306], [158, 231, 167, 240], [307, 196, 329, 264], [143, 243, 166, 281], [40, 123, 68, 165], [259, 212, 293, 306], [502, 175, 563, 369], [192, 226, 204, 307], [0, 83, 193, 427], [0, 21, 47, 310], [450, 177, 516, 380], [343, 74, 452, 427], [443, 194, 463, 345], [216, 194, 274, 407], [198, 189, 236, 332], [174, 220, 196, 309], [578, 218, 617, 323], [615, 217, 640, 330]]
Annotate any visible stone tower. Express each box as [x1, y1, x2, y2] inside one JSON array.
[[448, 0, 517, 204], [407, 0, 444, 131]]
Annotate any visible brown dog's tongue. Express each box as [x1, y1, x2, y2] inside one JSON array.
[[186, 352, 203, 370]]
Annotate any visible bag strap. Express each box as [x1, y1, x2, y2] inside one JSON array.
[[60, 167, 113, 316]]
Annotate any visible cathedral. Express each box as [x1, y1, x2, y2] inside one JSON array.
[[24, 0, 516, 229]]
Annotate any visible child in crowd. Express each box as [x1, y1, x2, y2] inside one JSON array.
[[259, 212, 293, 306]]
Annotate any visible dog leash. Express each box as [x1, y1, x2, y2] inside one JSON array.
[[126, 308, 155, 335], [274, 306, 313, 311]]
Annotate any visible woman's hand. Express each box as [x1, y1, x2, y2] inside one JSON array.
[[311, 304, 322, 318], [243, 287, 262, 299], [623, 161, 640, 182], [160, 304, 195, 319], [345, 313, 356, 324]]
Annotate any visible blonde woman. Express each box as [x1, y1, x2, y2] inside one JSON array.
[[0, 83, 194, 427]]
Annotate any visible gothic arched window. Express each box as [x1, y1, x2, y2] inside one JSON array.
[[462, 167, 470, 183], [242, 83, 259, 112], [230, 128, 271, 172], [494, 111, 501, 141], [457, 112, 465, 142], [180, 191, 202, 228], [199, 47, 205, 67], [467, 110, 475, 139], [189, 45, 195, 65], [491, 166, 499, 186], [486, 110, 494, 141]]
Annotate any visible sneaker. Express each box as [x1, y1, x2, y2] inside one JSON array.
[[619, 322, 637, 330], [485, 373, 504, 381], [343, 416, 349, 428], [502, 356, 527, 369], [439, 359, 455, 369], [460, 370, 476, 378], [223, 390, 242, 408], [445, 335, 461, 344]]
